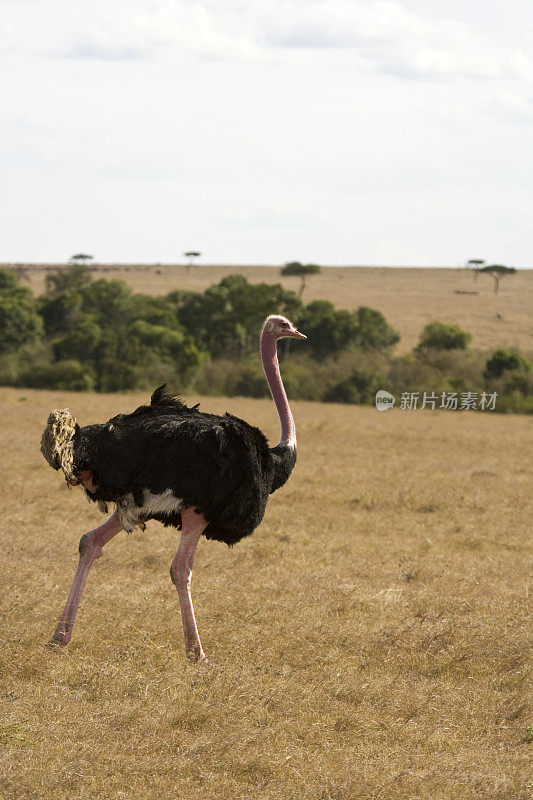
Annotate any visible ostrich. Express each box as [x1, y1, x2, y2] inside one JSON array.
[[40, 315, 306, 661]]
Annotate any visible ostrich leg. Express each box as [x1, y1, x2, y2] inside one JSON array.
[[49, 512, 123, 646], [170, 507, 208, 661]]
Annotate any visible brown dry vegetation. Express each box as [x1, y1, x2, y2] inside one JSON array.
[[13, 264, 533, 355], [0, 386, 531, 800]]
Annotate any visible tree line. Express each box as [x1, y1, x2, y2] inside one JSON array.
[[0, 267, 530, 412]]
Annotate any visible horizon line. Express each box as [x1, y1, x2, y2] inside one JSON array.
[[2, 262, 532, 270]]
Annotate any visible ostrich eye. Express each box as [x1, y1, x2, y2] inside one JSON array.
[[281, 322, 289, 328]]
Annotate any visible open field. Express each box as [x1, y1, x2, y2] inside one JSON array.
[[1, 386, 531, 799], [9, 264, 533, 355]]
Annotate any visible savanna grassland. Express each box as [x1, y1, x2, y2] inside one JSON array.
[[14, 264, 533, 355], [0, 386, 531, 800]]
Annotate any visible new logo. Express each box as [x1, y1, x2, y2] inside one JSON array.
[[375, 390, 395, 411]]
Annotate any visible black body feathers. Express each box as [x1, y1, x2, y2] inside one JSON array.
[[72, 385, 296, 546]]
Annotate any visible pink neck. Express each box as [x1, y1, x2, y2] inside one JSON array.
[[261, 328, 296, 448]]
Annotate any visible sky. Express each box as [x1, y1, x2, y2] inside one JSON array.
[[1, 0, 532, 266]]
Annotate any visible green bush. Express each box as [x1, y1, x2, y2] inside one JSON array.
[[44, 264, 93, 295], [53, 319, 103, 363], [18, 359, 95, 391], [484, 349, 531, 380], [192, 360, 268, 399], [96, 362, 144, 393], [354, 306, 400, 351], [37, 291, 84, 335], [416, 321, 472, 352], [497, 388, 533, 414], [388, 354, 451, 396], [225, 364, 269, 398], [277, 355, 346, 402], [324, 367, 389, 404], [0, 269, 43, 354], [299, 300, 358, 359], [412, 349, 484, 394]]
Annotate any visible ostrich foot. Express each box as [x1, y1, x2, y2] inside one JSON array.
[[47, 624, 73, 647], [185, 641, 206, 662]]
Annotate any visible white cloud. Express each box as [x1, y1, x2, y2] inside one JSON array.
[[255, 1, 533, 80], [2, 1, 532, 80]]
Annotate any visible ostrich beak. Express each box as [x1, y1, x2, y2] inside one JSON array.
[[290, 327, 307, 340]]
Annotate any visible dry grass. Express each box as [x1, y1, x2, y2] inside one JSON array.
[[13, 264, 533, 354], [0, 386, 531, 799]]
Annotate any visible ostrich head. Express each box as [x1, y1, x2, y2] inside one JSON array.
[[262, 315, 307, 340], [40, 408, 80, 484]]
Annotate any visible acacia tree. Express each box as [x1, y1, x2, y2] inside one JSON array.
[[479, 264, 516, 295], [69, 253, 93, 266], [281, 261, 321, 298], [184, 251, 201, 268], [466, 258, 485, 282]]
